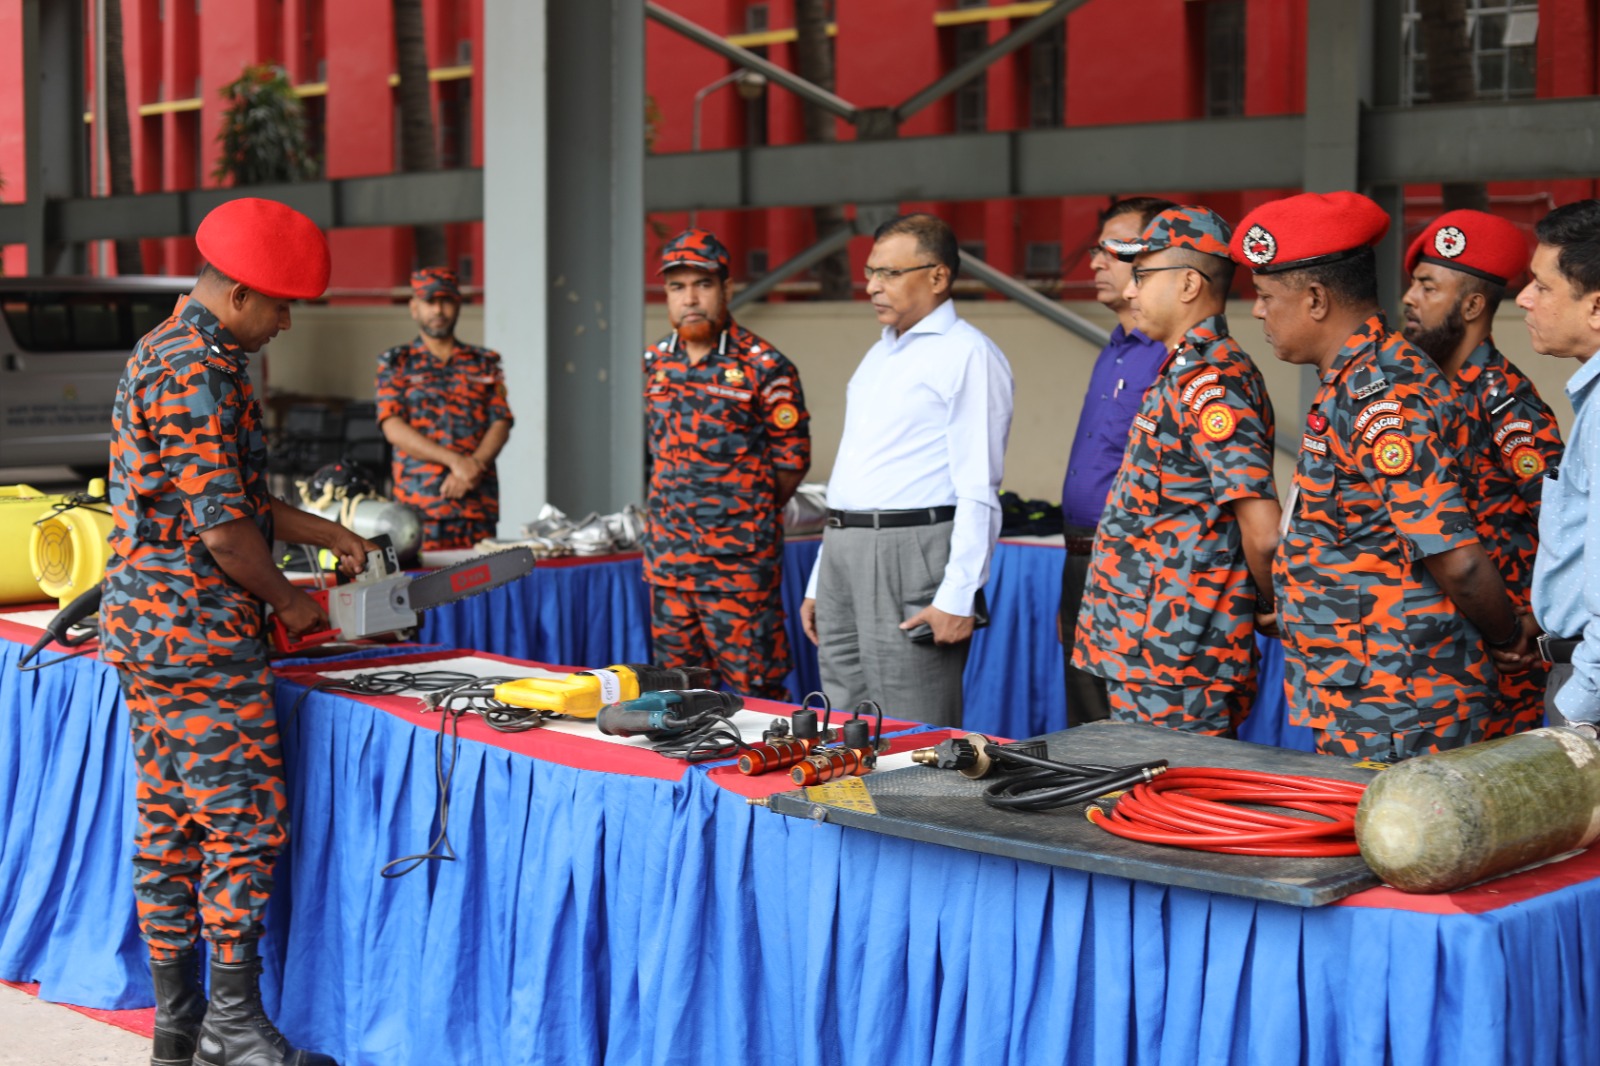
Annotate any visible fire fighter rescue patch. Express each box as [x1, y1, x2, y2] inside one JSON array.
[[1372, 432, 1414, 475], [1510, 445, 1546, 479], [1198, 403, 1237, 441]]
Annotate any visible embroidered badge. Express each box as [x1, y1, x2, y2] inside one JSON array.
[[1242, 224, 1277, 266], [1133, 414, 1159, 434], [1433, 226, 1467, 259], [725, 367, 746, 386], [1180, 371, 1220, 406], [1307, 411, 1328, 433], [1188, 385, 1227, 413], [1353, 377, 1389, 400], [1372, 432, 1414, 476], [771, 402, 799, 430], [1511, 446, 1546, 479], [1302, 435, 1328, 455], [1198, 403, 1238, 442], [1354, 399, 1402, 436], [1494, 419, 1533, 447]]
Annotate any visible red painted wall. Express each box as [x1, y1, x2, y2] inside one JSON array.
[[0, 0, 1594, 298]]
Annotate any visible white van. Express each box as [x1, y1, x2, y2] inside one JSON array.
[[0, 276, 194, 476]]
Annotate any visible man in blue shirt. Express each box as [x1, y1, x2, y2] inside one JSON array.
[[1059, 197, 1175, 725], [1501, 201, 1600, 733]]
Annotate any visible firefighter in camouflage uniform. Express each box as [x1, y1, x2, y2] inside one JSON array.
[[376, 268, 514, 551], [1401, 209, 1564, 737], [643, 229, 810, 698], [1233, 191, 1534, 762], [102, 198, 367, 1065], [1074, 206, 1281, 736]]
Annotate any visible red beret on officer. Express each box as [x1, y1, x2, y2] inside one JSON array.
[[1404, 209, 1530, 286], [1230, 191, 1390, 274], [195, 197, 331, 300]]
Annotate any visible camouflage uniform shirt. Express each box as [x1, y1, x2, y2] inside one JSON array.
[[375, 338, 513, 530], [1074, 314, 1276, 686], [643, 323, 810, 592], [1276, 314, 1489, 735], [102, 296, 275, 665]]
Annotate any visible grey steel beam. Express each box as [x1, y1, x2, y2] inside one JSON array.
[[546, 0, 645, 517], [645, 2, 859, 123], [957, 251, 1110, 347], [22, 0, 86, 274], [1363, 97, 1600, 185], [1302, 0, 1370, 193], [45, 170, 484, 243], [895, 0, 1089, 124], [731, 225, 856, 310], [1367, 0, 1406, 315]]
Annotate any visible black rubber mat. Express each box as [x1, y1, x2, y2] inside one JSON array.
[[766, 720, 1381, 907]]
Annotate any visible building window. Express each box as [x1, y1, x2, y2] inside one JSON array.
[[1402, 0, 1538, 104], [953, 24, 988, 132], [747, 248, 769, 281], [745, 3, 768, 33], [302, 95, 326, 178], [437, 79, 471, 168], [1204, 0, 1246, 117], [1024, 241, 1062, 278], [1028, 23, 1065, 128]]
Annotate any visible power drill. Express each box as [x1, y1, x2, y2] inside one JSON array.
[[493, 664, 714, 719], [595, 689, 743, 740]]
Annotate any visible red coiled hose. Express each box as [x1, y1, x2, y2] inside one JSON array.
[[1085, 767, 1367, 857]]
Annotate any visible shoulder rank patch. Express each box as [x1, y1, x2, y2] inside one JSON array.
[[1198, 403, 1238, 442], [1353, 377, 1389, 400], [771, 402, 799, 430], [1494, 419, 1533, 448], [1372, 431, 1414, 476], [1510, 446, 1546, 479]]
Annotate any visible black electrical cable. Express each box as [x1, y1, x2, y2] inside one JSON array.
[[980, 746, 1168, 813], [650, 712, 753, 763]]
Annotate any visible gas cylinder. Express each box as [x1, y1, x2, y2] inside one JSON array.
[[297, 497, 424, 560], [1355, 727, 1600, 893]]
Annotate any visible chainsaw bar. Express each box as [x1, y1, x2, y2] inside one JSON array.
[[405, 548, 537, 613]]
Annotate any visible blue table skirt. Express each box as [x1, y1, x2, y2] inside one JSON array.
[[423, 540, 1312, 750], [4, 634, 1598, 1065]]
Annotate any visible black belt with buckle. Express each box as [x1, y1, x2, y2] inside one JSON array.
[[826, 506, 957, 530], [1539, 634, 1580, 665]]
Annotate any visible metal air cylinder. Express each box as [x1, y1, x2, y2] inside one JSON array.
[[297, 498, 424, 560], [1355, 727, 1600, 893]]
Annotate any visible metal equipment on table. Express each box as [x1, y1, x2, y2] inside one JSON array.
[[766, 721, 1381, 907]]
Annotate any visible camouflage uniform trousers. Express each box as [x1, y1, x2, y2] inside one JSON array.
[[117, 659, 285, 962], [1481, 666, 1548, 740], [650, 582, 791, 700], [421, 513, 496, 552], [1312, 716, 1485, 763], [1106, 676, 1257, 738]]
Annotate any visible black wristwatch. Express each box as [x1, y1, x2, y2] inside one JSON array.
[[1484, 624, 1522, 651], [1255, 591, 1275, 614]]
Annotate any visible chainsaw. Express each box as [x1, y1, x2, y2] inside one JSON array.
[[269, 543, 536, 653]]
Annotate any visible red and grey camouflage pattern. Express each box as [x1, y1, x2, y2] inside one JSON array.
[[1275, 314, 1491, 759], [643, 323, 809, 593], [1073, 315, 1276, 735], [119, 661, 284, 962], [375, 338, 513, 549], [101, 296, 275, 665], [1450, 339, 1564, 737], [650, 583, 792, 699]]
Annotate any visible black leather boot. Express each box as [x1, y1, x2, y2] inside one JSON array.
[[191, 957, 338, 1066], [150, 949, 208, 1066]]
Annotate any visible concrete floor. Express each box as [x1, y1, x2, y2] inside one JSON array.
[[0, 983, 147, 1064]]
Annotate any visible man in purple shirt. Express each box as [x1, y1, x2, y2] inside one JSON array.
[[1059, 197, 1175, 725]]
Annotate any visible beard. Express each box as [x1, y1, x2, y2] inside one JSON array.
[[420, 317, 457, 341], [1403, 301, 1467, 364], [675, 315, 725, 345]]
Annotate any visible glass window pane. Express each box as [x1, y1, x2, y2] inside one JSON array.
[[1503, 11, 1538, 47], [1478, 13, 1505, 50], [1476, 51, 1505, 97], [1411, 57, 1429, 99], [1508, 45, 1537, 95]]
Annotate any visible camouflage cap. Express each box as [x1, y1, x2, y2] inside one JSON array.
[[658, 229, 731, 277], [1102, 205, 1235, 262]]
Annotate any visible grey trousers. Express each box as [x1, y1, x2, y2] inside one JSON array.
[[815, 521, 969, 728], [1547, 663, 1575, 725]]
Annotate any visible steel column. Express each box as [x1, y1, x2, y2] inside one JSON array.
[[22, 0, 86, 274], [731, 225, 856, 310], [545, 0, 645, 517], [483, 0, 548, 532]]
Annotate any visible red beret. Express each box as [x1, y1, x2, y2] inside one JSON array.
[[195, 197, 331, 300], [1230, 191, 1390, 275], [1405, 210, 1529, 286]]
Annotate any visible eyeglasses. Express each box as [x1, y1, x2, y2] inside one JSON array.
[[1131, 264, 1211, 287], [863, 263, 939, 282]]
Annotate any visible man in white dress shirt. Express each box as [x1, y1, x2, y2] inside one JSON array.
[[800, 213, 1015, 727]]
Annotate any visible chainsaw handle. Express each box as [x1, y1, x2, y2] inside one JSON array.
[[268, 588, 339, 654]]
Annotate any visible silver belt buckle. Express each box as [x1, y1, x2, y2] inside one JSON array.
[[1538, 633, 1557, 665], [826, 513, 844, 528]]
